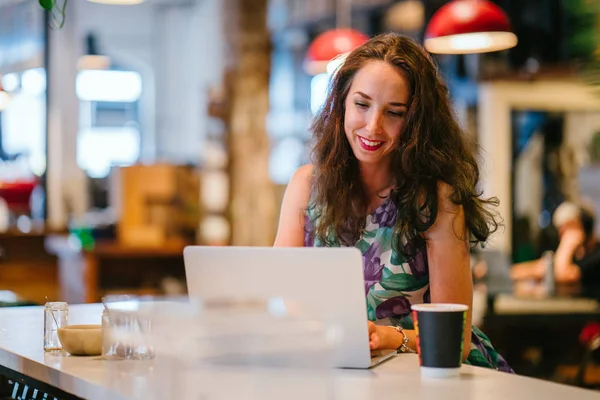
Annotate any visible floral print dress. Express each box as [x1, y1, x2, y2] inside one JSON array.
[[305, 196, 514, 373]]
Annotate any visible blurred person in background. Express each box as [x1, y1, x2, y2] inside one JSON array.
[[274, 33, 512, 372], [511, 201, 600, 285]]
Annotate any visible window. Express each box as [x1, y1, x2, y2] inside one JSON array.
[[1, 68, 47, 176], [76, 69, 142, 178]]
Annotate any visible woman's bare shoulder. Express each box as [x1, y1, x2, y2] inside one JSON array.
[[288, 164, 314, 194], [296, 164, 314, 180], [273, 164, 314, 247]]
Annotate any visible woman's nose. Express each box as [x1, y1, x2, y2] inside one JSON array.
[[366, 111, 383, 135]]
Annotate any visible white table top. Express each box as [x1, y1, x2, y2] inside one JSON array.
[[1, 304, 599, 400]]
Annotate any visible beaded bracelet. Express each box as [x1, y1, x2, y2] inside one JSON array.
[[393, 325, 416, 353]]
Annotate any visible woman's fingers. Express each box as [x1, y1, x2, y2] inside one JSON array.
[[368, 321, 380, 350]]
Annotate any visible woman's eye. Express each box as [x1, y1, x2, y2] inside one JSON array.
[[388, 111, 406, 118], [355, 102, 368, 109]]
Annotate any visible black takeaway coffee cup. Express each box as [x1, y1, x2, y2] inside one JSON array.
[[411, 303, 469, 378]]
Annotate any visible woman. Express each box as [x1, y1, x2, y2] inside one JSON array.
[[274, 33, 512, 372], [511, 202, 600, 285]]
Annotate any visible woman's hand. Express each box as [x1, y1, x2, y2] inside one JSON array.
[[368, 321, 419, 352], [368, 321, 386, 350], [367, 321, 398, 350]]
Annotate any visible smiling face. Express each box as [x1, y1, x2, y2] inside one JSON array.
[[344, 60, 410, 168]]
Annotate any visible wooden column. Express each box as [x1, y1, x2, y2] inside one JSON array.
[[224, 0, 276, 246]]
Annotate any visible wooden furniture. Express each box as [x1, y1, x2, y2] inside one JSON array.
[[1, 304, 600, 400], [109, 164, 200, 247], [0, 232, 58, 304], [45, 236, 186, 304]]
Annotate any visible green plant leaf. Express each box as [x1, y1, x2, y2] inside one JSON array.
[[39, 0, 68, 29], [39, 0, 53, 10]]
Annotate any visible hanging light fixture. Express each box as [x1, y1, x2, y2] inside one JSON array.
[[304, 0, 369, 76], [87, 0, 145, 4], [424, 0, 517, 55], [77, 33, 111, 71]]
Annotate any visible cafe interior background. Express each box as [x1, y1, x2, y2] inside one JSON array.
[[1, 0, 600, 389]]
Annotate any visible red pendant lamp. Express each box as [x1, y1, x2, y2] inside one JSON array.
[[304, 0, 369, 75], [424, 0, 517, 54]]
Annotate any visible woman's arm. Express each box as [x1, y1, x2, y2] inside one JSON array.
[[368, 183, 474, 359], [553, 229, 584, 283], [273, 164, 313, 247], [509, 229, 583, 283], [510, 259, 544, 281], [423, 182, 473, 361]]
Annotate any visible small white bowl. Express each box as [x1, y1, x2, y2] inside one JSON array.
[[58, 324, 103, 356]]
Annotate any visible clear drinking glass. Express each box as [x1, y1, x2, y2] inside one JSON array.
[[102, 295, 155, 360], [44, 301, 68, 351]]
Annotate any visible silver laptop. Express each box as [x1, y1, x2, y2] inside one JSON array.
[[183, 246, 397, 369]]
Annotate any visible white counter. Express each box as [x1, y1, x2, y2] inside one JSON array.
[[0, 304, 598, 400]]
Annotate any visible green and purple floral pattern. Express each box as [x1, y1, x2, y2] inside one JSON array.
[[305, 197, 514, 373]]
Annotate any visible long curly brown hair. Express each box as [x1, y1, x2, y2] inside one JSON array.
[[310, 33, 500, 250]]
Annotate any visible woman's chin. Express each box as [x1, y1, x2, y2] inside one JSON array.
[[352, 148, 389, 165]]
